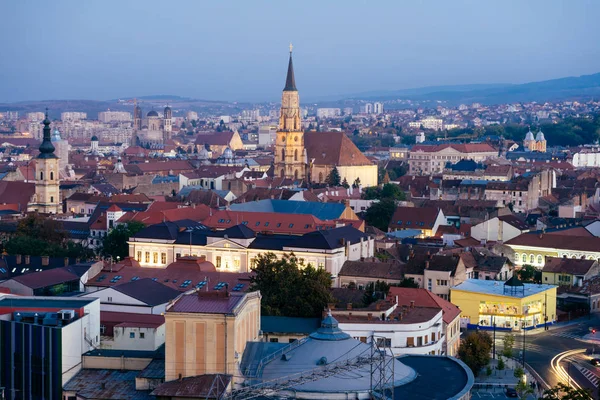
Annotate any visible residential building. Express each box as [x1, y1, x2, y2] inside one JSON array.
[[572, 147, 600, 168], [61, 112, 87, 121], [484, 169, 555, 213], [470, 215, 530, 243], [316, 108, 341, 118], [98, 111, 132, 123], [505, 232, 600, 268], [338, 259, 404, 288], [387, 287, 462, 356], [164, 290, 261, 381], [408, 117, 443, 130], [373, 102, 384, 114], [451, 278, 557, 330], [388, 206, 446, 237], [98, 311, 165, 351], [408, 143, 497, 175], [403, 254, 467, 300], [260, 316, 321, 343], [541, 257, 599, 286], [258, 124, 277, 147]]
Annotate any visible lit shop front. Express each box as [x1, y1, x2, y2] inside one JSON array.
[[451, 277, 557, 331]]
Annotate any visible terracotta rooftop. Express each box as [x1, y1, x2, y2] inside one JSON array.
[[506, 232, 600, 252], [387, 287, 461, 324], [542, 257, 597, 275]]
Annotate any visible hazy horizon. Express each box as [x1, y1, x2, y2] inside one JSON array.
[[1, 0, 599, 103]]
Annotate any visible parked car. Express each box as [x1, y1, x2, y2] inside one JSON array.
[[506, 387, 518, 398]]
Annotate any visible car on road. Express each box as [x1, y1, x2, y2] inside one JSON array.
[[506, 387, 518, 397], [590, 358, 600, 366]]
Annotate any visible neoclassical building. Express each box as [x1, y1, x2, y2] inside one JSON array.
[[274, 48, 377, 187]]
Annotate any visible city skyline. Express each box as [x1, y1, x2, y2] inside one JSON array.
[[1, 1, 600, 103]]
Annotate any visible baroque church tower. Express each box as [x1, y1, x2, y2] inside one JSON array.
[[30, 110, 61, 214], [274, 45, 306, 181]]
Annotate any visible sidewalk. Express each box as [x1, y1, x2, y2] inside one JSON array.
[[473, 357, 543, 399], [526, 315, 591, 336]]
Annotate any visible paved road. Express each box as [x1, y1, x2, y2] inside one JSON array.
[[504, 316, 600, 397]]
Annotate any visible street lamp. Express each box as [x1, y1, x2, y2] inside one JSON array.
[[492, 315, 496, 360], [522, 320, 526, 368]]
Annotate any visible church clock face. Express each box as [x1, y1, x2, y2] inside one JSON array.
[[294, 136, 298, 142], [281, 136, 286, 142]]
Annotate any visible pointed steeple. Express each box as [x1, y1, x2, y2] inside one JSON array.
[[38, 108, 57, 159], [284, 44, 297, 91]]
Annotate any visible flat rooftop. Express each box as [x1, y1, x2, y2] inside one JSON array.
[[0, 296, 96, 309], [452, 279, 556, 298], [394, 355, 473, 400]]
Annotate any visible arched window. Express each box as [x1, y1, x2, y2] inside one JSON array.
[[319, 172, 323, 183], [530, 254, 534, 264], [228, 182, 232, 190], [50, 196, 54, 203], [50, 172, 54, 180], [40, 171, 44, 180], [537, 255, 543, 264], [514, 253, 520, 262], [280, 169, 285, 178], [522, 254, 527, 263], [294, 149, 298, 161], [294, 169, 298, 180], [281, 149, 285, 161]]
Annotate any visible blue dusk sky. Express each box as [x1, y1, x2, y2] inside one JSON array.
[[1, 0, 599, 102]]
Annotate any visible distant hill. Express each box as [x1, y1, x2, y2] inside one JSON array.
[[353, 73, 600, 105]]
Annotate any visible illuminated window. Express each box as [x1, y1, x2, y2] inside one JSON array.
[[537, 255, 543, 264], [137, 251, 142, 262], [522, 254, 527, 263], [530, 254, 534, 264], [145, 252, 150, 263], [216, 256, 222, 268], [161, 253, 167, 264], [153, 253, 158, 263]]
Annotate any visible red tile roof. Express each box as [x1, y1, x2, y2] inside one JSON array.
[[304, 131, 373, 166], [118, 204, 212, 225], [506, 233, 600, 252], [387, 287, 461, 324], [389, 206, 440, 231], [412, 143, 497, 153], [542, 257, 597, 275]]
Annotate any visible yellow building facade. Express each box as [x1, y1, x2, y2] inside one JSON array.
[[451, 279, 557, 331], [165, 291, 261, 382]]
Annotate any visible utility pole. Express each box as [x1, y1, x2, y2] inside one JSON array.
[[492, 315, 496, 360], [522, 320, 526, 368], [544, 292, 548, 331]]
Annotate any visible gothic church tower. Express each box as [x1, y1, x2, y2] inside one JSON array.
[[30, 110, 61, 214], [274, 46, 306, 181]]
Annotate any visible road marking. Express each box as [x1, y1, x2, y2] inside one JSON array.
[[574, 364, 599, 386]]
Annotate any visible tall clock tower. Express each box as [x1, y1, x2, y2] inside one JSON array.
[[274, 45, 306, 181], [30, 110, 61, 214]]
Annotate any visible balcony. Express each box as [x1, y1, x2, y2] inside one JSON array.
[[391, 334, 445, 356]]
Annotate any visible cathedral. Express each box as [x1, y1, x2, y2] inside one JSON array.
[[29, 110, 61, 214], [523, 128, 547, 152], [274, 48, 377, 187], [131, 99, 172, 146]]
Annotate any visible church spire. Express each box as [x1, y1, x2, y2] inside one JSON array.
[[284, 44, 297, 92], [38, 108, 57, 158]]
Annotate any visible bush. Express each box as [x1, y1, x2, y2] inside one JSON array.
[[486, 366, 492, 376], [514, 366, 524, 379], [497, 357, 505, 370]]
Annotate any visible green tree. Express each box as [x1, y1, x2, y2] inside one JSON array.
[[503, 333, 515, 357], [458, 331, 492, 377], [515, 379, 533, 400], [517, 265, 538, 282], [341, 177, 349, 189], [381, 183, 406, 201], [364, 198, 396, 231], [362, 280, 390, 306], [326, 166, 341, 186], [250, 253, 334, 318], [396, 278, 419, 288], [513, 366, 524, 379], [497, 356, 505, 370], [352, 177, 361, 188], [16, 213, 66, 244], [540, 383, 592, 399], [362, 186, 380, 200], [101, 221, 145, 260]]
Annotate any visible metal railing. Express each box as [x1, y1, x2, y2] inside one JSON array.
[[246, 336, 309, 378]]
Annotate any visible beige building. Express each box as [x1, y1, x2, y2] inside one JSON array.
[[164, 290, 261, 382], [409, 143, 497, 175], [29, 112, 61, 214], [484, 169, 555, 213]]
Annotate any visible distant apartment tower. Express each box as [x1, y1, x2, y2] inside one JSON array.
[[241, 109, 260, 121], [27, 112, 45, 122], [408, 117, 443, 131], [258, 125, 277, 147], [360, 103, 373, 114], [373, 102, 384, 114], [316, 108, 341, 118], [343, 107, 353, 116], [61, 112, 87, 122], [186, 111, 198, 121], [98, 111, 132, 123], [4, 111, 19, 121]]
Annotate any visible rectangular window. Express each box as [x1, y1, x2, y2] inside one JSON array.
[[140, 332, 145, 339], [100, 325, 106, 334], [176, 253, 181, 259], [269, 338, 279, 343], [427, 279, 432, 291], [136, 251, 142, 262], [161, 253, 167, 264], [108, 297, 112, 302], [318, 261, 325, 269], [216, 256, 222, 268], [153, 253, 158, 264], [130, 332, 135, 338], [234, 258, 240, 268], [145, 252, 150, 263]]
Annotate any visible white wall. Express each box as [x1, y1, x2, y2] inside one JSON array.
[[337, 310, 444, 356], [80, 288, 166, 314], [471, 218, 523, 243], [101, 325, 165, 351]]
